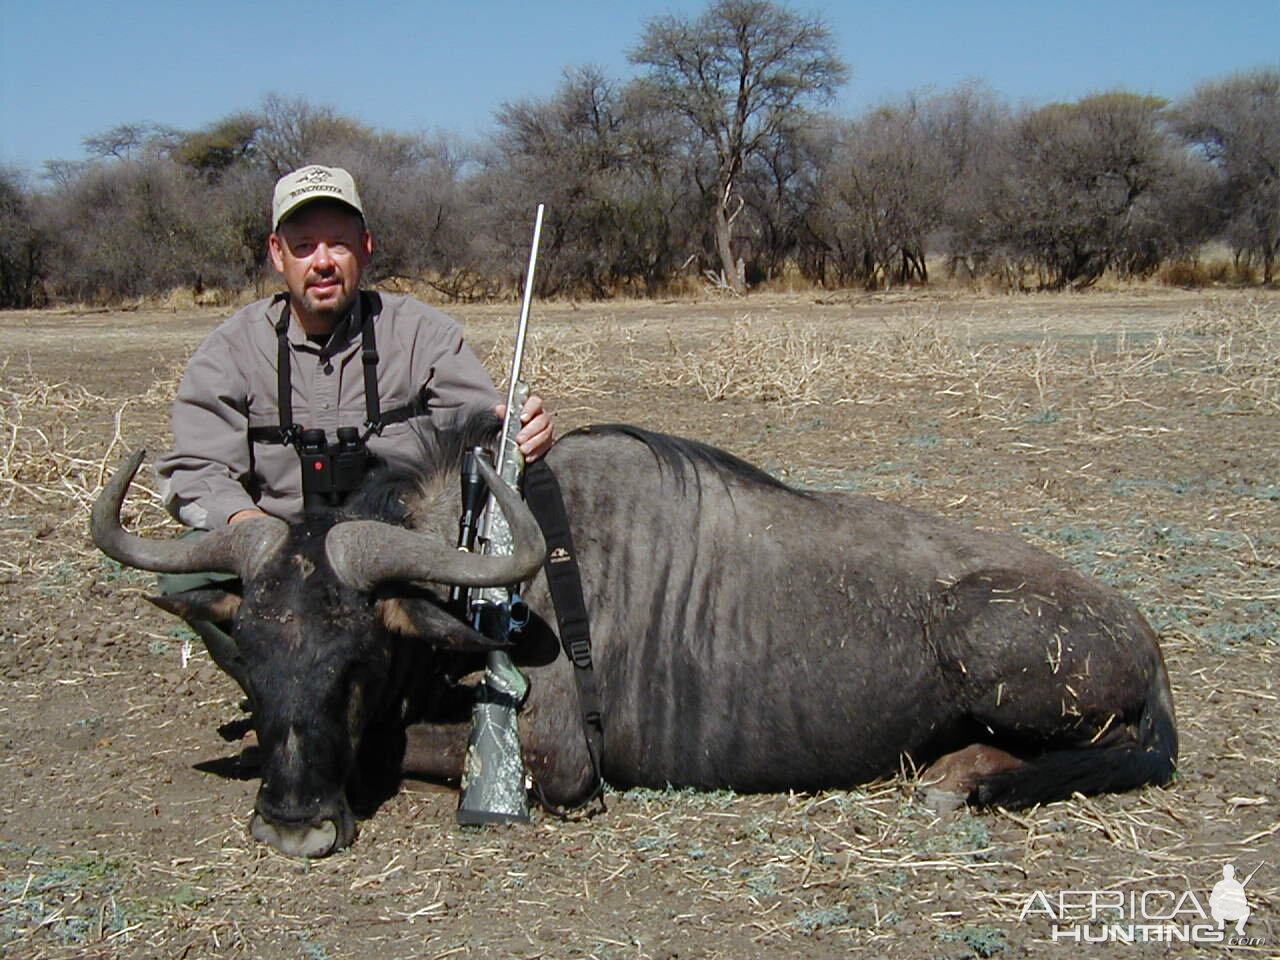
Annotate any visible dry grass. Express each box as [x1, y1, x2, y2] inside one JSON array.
[[647, 297, 1279, 421], [3, 763, 1273, 957], [1, 292, 1277, 958], [0, 365, 174, 584], [483, 327, 607, 398], [662, 318, 845, 403], [0, 373, 121, 510]]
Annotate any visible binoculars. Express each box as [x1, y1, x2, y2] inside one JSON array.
[[298, 427, 370, 507]]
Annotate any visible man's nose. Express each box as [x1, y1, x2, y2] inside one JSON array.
[[313, 243, 336, 269]]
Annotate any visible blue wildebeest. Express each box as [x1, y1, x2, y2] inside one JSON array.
[[93, 420, 1176, 857]]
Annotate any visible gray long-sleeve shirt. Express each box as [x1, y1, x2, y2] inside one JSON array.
[[157, 292, 500, 528]]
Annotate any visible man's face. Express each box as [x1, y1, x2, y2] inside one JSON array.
[[269, 203, 373, 328]]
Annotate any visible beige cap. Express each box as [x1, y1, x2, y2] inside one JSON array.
[[271, 165, 364, 230]]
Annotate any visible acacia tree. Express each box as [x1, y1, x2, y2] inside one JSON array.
[[478, 67, 696, 297], [629, 0, 845, 292], [735, 119, 828, 283], [489, 66, 636, 296], [173, 112, 261, 182], [967, 93, 1188, 288], [1170, 68, 1280, 282], [812, 100, 947, 289], [918, 84, 1011, 279]]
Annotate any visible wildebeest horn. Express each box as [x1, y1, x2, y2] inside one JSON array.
[[91, 449, 287, 577], [326, 455, 546, 591]]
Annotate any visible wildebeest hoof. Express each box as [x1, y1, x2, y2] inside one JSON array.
[[921, 786, 967, 814]]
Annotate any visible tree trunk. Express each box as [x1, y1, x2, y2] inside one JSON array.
[[713, 203, 745, 294]]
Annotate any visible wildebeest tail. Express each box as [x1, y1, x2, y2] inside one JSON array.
[[972, 666, 1177, 809]]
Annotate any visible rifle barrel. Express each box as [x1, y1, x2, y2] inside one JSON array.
[[497, 203, 545, 476]]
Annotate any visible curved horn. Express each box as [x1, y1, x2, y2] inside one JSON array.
[[326, 454, 546, 592], [92, 449, 287, 577]]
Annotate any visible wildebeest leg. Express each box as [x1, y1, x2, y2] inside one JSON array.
[[401, 722, 469, 783], [920, 744, 1024, 813], [930, 570, 1176, 808]]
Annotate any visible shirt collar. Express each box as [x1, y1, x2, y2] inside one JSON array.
[[277, 291, 366, 356]]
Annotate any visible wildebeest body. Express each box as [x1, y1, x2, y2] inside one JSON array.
[[94, 420, 1175, 855], [409, 426, 1174, 809]]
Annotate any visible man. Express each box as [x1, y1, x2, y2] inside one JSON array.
[[155, 164, 553, 709], [158, 163, 553, 528], [1210, 863, 1252, 936]]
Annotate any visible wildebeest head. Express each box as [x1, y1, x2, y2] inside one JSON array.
[[92, 448, 545, 857]]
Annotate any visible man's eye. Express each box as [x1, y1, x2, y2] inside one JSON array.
[[292, 243, 315, 256]]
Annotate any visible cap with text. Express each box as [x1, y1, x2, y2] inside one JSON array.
[[271, 165, 364, 230]]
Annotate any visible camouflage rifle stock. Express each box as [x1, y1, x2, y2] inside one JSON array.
[[456, 204, 545, 825]]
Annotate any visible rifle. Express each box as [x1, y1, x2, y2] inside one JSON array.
[[456, 203, 545, 825]]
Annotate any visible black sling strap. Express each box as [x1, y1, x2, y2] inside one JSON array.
[[359, 304, 381, 430], [276, 296, 296, 441], [248, 292, 428, 446], [523, 458, 606, 815]]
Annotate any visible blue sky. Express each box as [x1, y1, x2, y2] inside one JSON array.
[[2, 0, 1276, 176]]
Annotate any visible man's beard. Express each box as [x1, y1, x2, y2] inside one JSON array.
[[301, 285, 356, 321]]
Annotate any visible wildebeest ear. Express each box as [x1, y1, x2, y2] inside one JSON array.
[[377, 598, 512, 652], [148, 588, 243, 623]]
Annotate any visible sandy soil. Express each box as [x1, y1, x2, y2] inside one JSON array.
[[0, 288, 1277, 959]]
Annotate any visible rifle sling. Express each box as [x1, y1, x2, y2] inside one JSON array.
[[523, 458, 606, 815]]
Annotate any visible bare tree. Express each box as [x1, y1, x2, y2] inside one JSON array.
[[811, 99, 947, 289], [967, 93, 1188, 288], [917, 83, 1011, 280], [82, 122, 173, 160], [735, 118, 828, 283], [478, 66, 694, 297], [1169, 68, 1280, 282], [253, 94, 377, 177], [630, 0, 845, 292], [0, 167, 46, 307]]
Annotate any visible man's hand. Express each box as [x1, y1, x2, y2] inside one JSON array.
[[229, 508, 272, 524], [495, 393, 555, 462]]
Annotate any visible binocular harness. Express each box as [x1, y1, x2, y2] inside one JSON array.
[[247, 293, 428, 512]]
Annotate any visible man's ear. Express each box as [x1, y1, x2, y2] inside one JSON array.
[[267, 231, 285, 274], [377, 598, 510, 652], [149, 588, 242, 623]]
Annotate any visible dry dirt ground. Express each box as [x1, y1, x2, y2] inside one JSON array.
[[0, 289, 1277, 959]]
